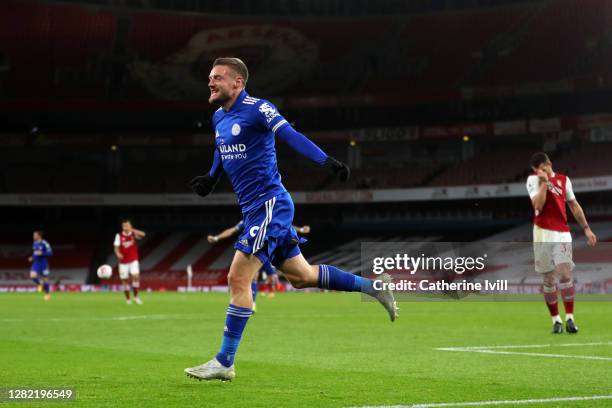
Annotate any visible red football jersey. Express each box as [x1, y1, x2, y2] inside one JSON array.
[[114, 232, 139, 264], [526, 172, 575, 232]]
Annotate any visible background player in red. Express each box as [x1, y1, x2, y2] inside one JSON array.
[[114, 219, 146, 305], [526, 152, 597, 334]]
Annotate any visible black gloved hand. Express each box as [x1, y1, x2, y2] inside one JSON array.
[[324, 156, 350, 182], [188, 174, 219, 197]]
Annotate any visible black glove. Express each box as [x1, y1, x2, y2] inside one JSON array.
[[324, 156, 350, 182], [189, 174, 219, 197]]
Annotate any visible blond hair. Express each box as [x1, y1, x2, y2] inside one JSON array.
[[213, 57, 249, 86]]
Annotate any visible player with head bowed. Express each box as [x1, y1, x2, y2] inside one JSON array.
[[527, 152, 597, 334], [185, 57, 398, 381]]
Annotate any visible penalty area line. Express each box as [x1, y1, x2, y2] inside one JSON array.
[[349, 394, 612, 408], [434, 342, 612, 362], [435, 342, 612, 351]]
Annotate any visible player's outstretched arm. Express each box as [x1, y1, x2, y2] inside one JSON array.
[[133, 229, 146, 239], [190, 149, 223, 197], [208, 226, 239, 243], [568, 199, 597, 246], [276, 124, 350, 182]]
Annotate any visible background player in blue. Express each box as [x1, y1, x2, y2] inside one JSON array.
[[208, 220, 311, 311], [28, 230, 53, 301], [186, 57, 397, 381]]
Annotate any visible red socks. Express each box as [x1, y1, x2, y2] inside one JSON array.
[[543, 284, 559, 317], [558, 280, 575, 315]]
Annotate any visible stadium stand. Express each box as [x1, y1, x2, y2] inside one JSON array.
[[0, 0, 115, 98], [552, 142, 612, 178], [430, 146, 534, 186], [2, 1, 611, 102], [0, 233, 95, 286], [1, 139, 611, 193], [478, 0, 612, 86]]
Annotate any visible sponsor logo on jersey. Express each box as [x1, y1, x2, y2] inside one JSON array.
[[258, 102, 280, 123], [219, 144, 246, 153]]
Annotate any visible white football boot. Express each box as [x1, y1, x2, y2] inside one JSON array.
[[374, 273, 399, 322], [184, 358, 235, 381]]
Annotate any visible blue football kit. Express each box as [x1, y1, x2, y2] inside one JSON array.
[[211, 90, 322, 269], [184, 88, 392, 374], [31, 239, 53, 276]]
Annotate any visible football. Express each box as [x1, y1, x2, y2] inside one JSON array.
[[97, 264, 113, 279]]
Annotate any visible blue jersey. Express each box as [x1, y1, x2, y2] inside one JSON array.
[[32, 239, 52, 270], [212, 90, 290, 213]]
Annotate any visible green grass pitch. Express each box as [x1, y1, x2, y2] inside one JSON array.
[[1, 292, 611, 407]]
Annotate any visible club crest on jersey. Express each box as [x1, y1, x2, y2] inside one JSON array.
[[547, 181, 563, 196], [231, 123, 241, 136], [258, 102, 280, 123]]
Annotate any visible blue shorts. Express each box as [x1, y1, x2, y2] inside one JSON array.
[[235, 192, 305, 268], [31, 263, 50, 277]]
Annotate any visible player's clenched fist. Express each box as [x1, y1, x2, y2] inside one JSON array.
[[324, 156, 350, 182], [189, 175, 219, 197], [536, 169, 548, 182]]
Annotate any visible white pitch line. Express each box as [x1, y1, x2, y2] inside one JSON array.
[[434, 342, 612, 362], [448, 349, 612, 361], [350, 394, 612, 408], [0, 314, 204, 323], [436, 342, 612, 351]]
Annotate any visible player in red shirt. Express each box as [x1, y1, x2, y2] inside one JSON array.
[[114, 219, 146, 305], [526, 153, 597, 334]]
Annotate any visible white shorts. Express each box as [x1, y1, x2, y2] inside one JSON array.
[[118, 260, 140, 280], [533, 225, 574, 273]]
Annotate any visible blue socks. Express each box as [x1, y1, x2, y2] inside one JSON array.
[[251, 281, 257, 303], [216, 304, 252, 367], [32, 277, 49, 294], [318, 264, 375, 296]]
